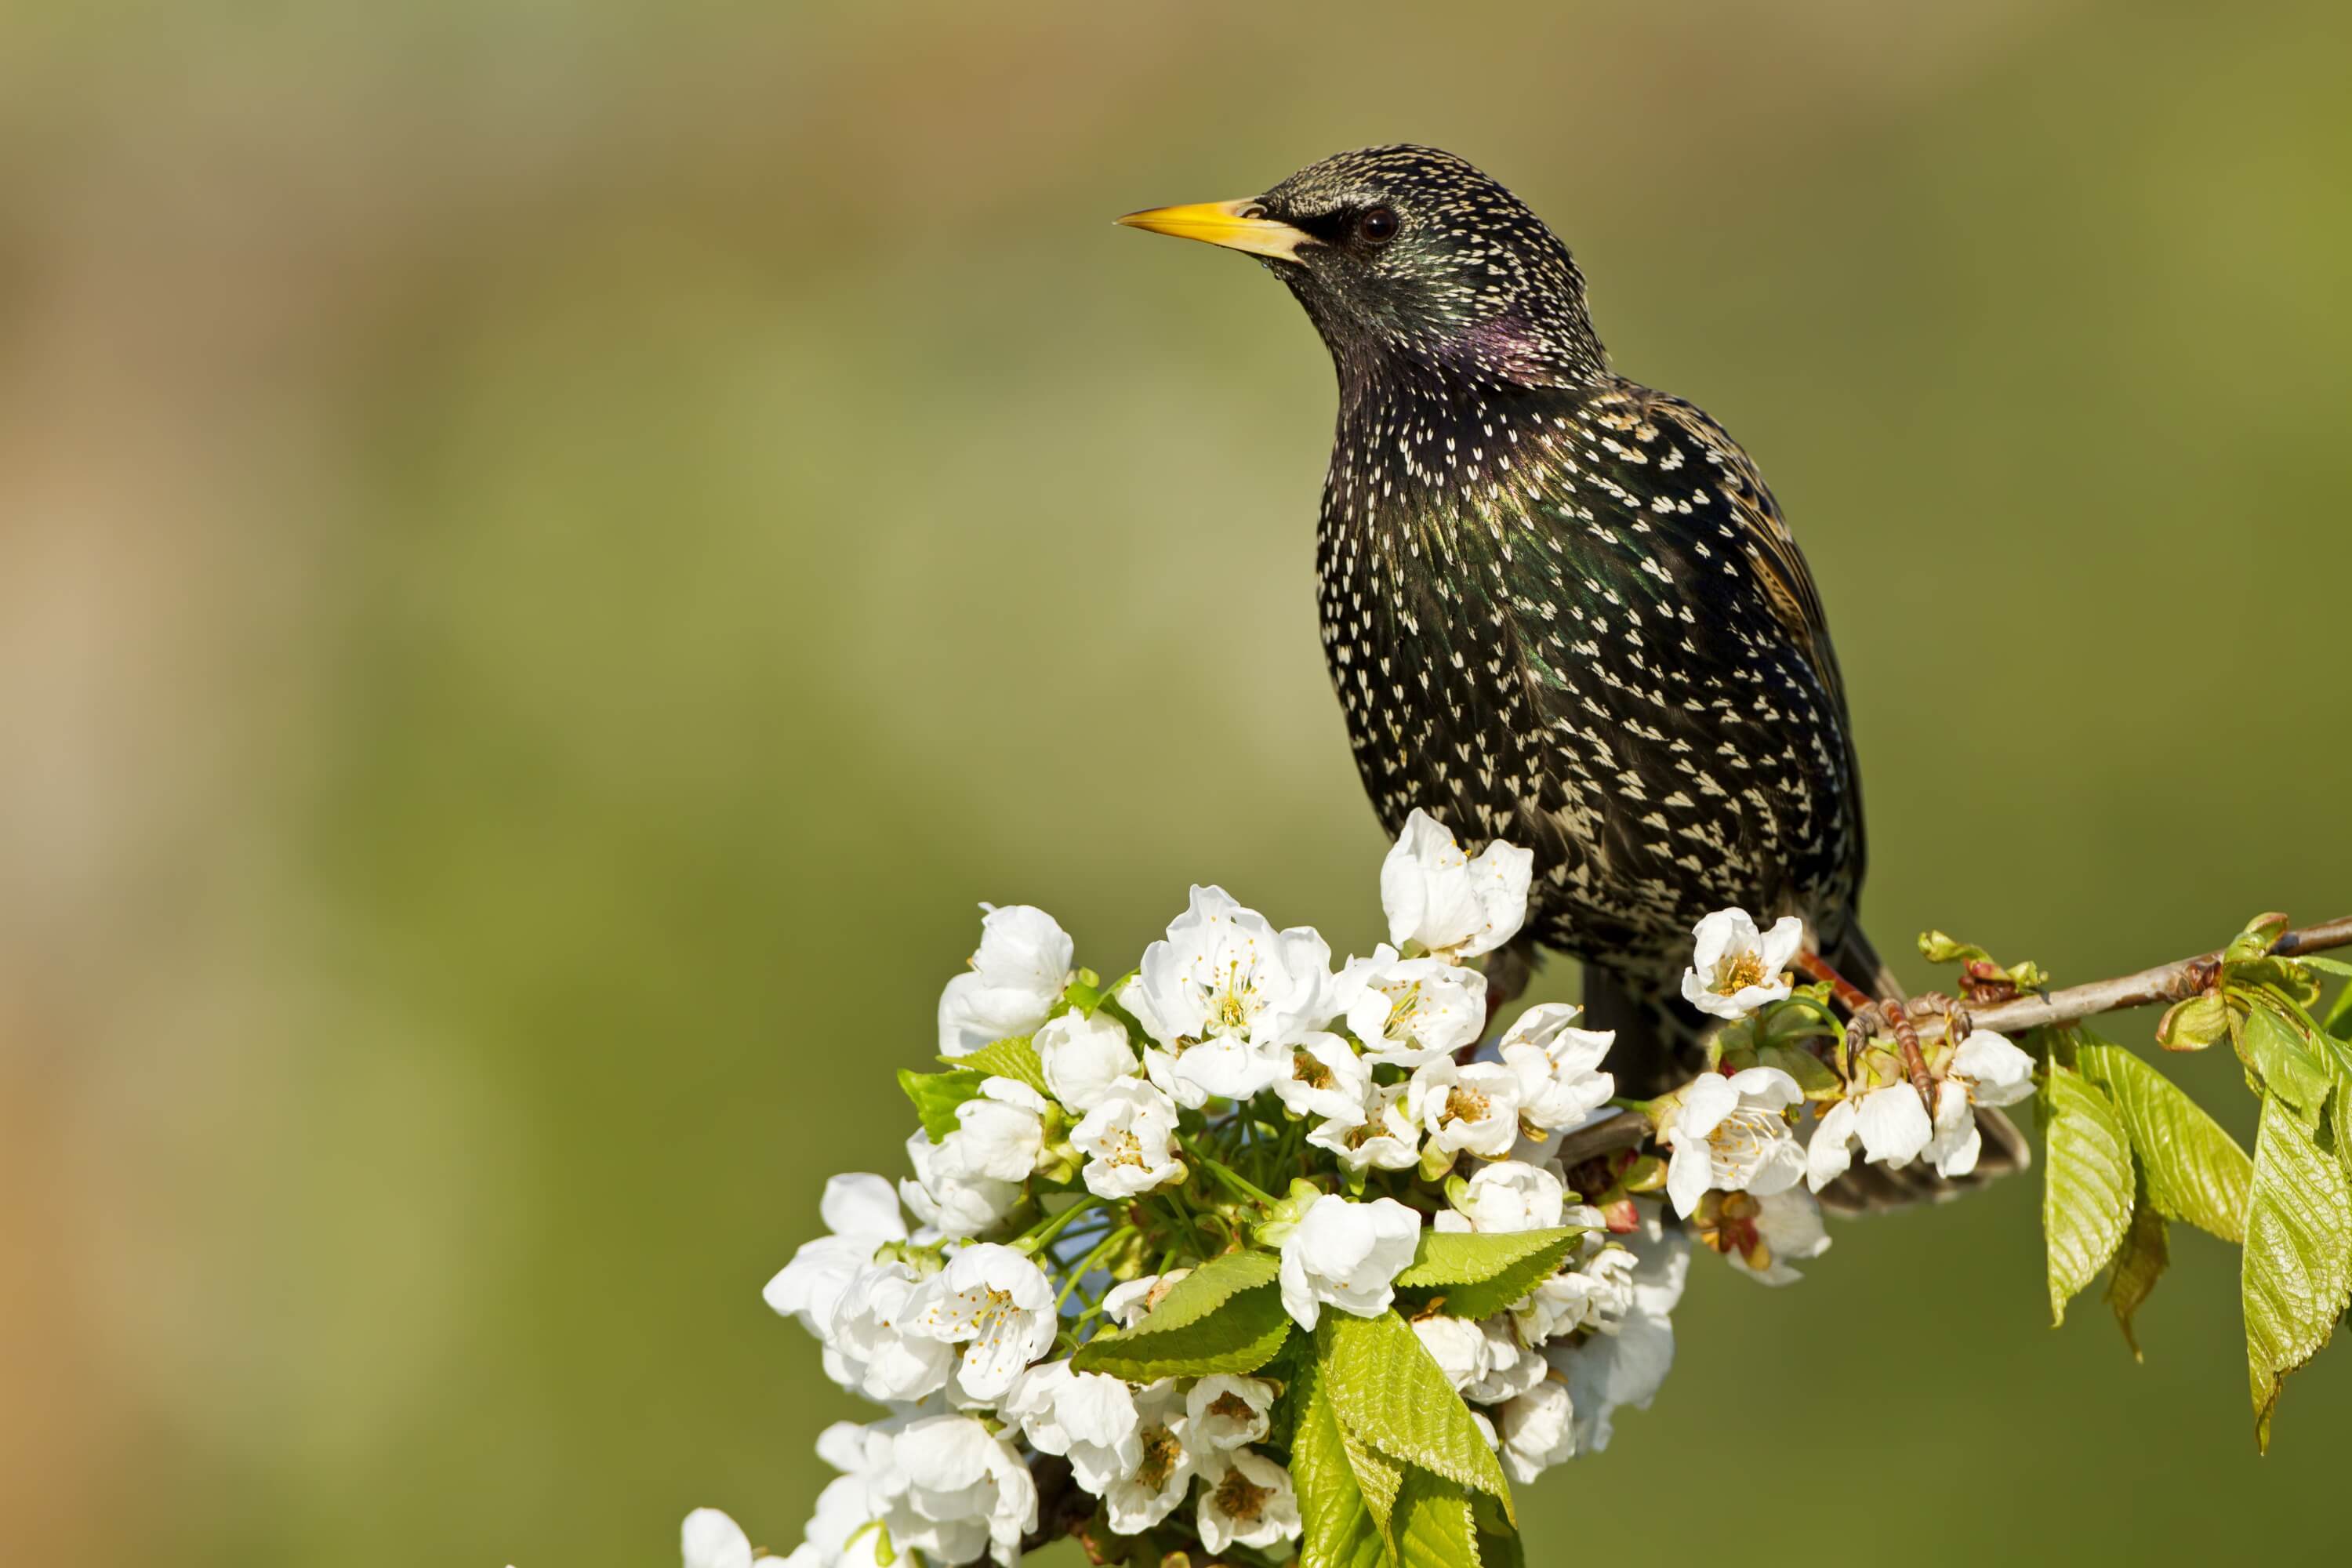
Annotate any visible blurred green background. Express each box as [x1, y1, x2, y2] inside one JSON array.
[[2, 1, 2348, 1563]]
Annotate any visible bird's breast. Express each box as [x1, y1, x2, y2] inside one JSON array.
[[1310, 376, 1861, 962]]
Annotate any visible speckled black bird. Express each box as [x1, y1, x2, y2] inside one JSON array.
[[1122, 147, 2020, 1186]]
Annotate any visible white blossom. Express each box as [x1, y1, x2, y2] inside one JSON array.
[[1269, 1032, 1371, 1125], [1276, 1193, 1422, 1329], [1338, 946, 1489, 1066], [1497, 1004, 1617, 1135], [1412, 1313, 1493, 1392], [1000, 1359, 1142, 1491], [1436, 1159, 1567, 1234], [1130, 888, 1334, 1085], [1662, 1066, 1806, 1217], [1094, 1382, 1195, 1534], [1195, 1449, 1302, 1555], [1102, 1271, 1185, 1328], [935, 1078, 1051, 1185], [1924, 1030, 2036, 1178], [901, 1131, 1022, 1241], [905, 1243, 1057, 1401], [1678, 908, 1806, 1020], [1185, 1374, 1276, 1450], [1496, 1381, 1575, 1483], [1547, 1203, 1690, 1454], [1408, 1058, 1525, 1160], [1305, 1083, 1420, 1174], [1069, 1077, 1186, 1199], [938, 904, 1073, 1057], [683, 1508, 757, 1568], [826, 1261, 955, 1403], [1468, 1407, 1499, 1450], [1461, 1316, 1548, 1406], [764, 1173, 908, 1337], [892, 1414, 1038, 1566], [1378, 808, 1534, 959], [1804, 1083, 1934, 1192], [1035, 1010, 1138, 1113], [779, 1421, 903, 1568], [1512, 1243, 1635, 1345], [1712, 1189, 1831, 1287]]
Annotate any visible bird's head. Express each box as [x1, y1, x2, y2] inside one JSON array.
[[1120, 144, 1607, 388]]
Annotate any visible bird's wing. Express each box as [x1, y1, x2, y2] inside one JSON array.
[[1418, 381, 1864, 955], [1634, 391, 1846, 713]]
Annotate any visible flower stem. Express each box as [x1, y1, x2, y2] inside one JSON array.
[[1014, 1195, 1104, 1255], [1056, 1225, 1136, 1312], [1181, 1138, 1279, 1207]]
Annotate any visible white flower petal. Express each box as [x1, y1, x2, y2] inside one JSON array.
[[1379, 809, 1534, 958], [1036, 1011, 1138, 1113], [1852, 1084, 1933, 1167], [1805, 1098, 1860, 1192], [682, 1508, 754, 1568], [1278, 1194, 1421, 1329]]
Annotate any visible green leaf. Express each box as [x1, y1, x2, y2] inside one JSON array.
[[2105, 1183, 2169, 1362], [1069, 1251, 1289, 1381], [1140, 1249, 1281, 1320], [898, 1068, 986, 1144], [1317, 1311, 1515, 1521], [2237, 1002, 2332, 1123], [1915, 931, 2046, 989], [2078, 1044, 2252, 1243], [1340, 1421, 1403, 1540], [2326, 980, 2352, 1044], [1393, 1466, 1482, 1568], [1759, 1041, 1842, 1099], [1289, 1355, 1390, 1568], [1392, 1227, 1582, 1319], [2225, 912, 2293, 965], [1918, 931, 1992, 966], [939, 1036, 1050, 1097], [2042, 1065, 2136, 1327], [2241, 1092, 2352, 1451], [2155, 993, 2230, 1053], [1472, 1491, 1525, 1568]]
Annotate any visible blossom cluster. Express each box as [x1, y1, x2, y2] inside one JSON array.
[[684, 813, 2031, 1568]]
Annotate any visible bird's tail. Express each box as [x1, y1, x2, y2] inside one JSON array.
[[1580, 924, 2028, 1216]]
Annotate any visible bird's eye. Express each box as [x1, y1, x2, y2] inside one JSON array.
[[1358, 206, 1400, 244]]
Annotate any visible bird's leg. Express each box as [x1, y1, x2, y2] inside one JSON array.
[[1795, 951, 1936, 1106], [1792, 950, 1874, 1018], [1906, 991, 1973, 1048], [1878, 1004, 1939, 1110]]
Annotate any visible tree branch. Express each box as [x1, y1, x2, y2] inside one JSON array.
[[1924, 913, 2352, 1040], [1541, 916, 2352, 1169]]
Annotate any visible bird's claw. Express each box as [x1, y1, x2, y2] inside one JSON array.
[[1905, 991, 1972, 1048], [1842, 997, 1945, 1115]]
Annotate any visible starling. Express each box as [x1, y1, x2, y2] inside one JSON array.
[[1121, 146, 2018, 1195]]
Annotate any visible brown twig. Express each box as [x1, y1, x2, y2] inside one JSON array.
[[1553, 1109, 1651, 1166], [1540, 916, 2352, 1168], [1914, 913, 2352, 1042]]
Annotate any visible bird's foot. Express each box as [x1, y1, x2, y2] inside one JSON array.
[[1809, 966, 1964, 1114], [1793, 949, 1876, 1018], [1905, 991, 1973, 1049], [1840, 997, 1942, 1111]]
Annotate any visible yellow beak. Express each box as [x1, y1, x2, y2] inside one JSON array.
[[1116, 198, 1313, 263]]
